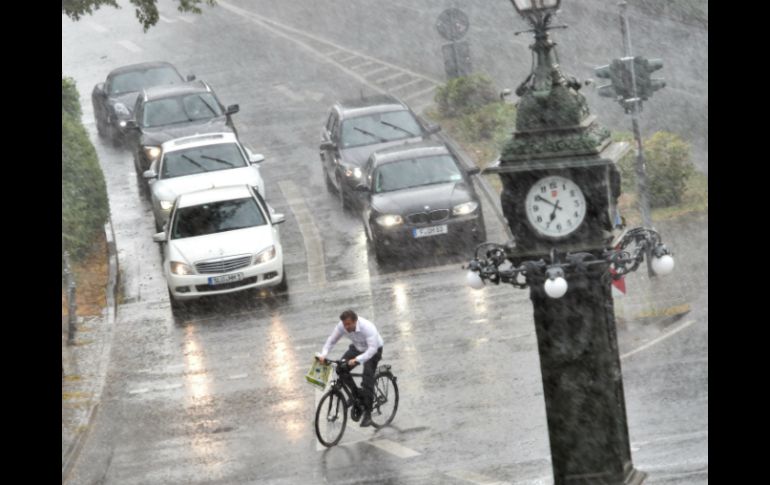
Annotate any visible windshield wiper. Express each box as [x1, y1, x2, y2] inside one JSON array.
[[354, 127, 388, 143], [380, 120, 416, 138], [181, 154, 209, 172], [201, 155, 236, 168]]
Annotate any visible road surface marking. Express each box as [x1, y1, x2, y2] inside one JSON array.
[[87, 22, 108, 33], [362, 65, 390, 77], [338, 54, 359, 63], [367, 439, 421, 458], [349, 60, 374, 70], [403, 85, 438, 101], [278, 180, 327, 286], [274, 84, 305, 102], [620, 319, 697, 360], [117, 40, 141, 53], [177, 16, 197, 23], [128, 388, 150, 394], [157, 383, 183, 391], [445, 469, 512, 485], [390, 77, 423, 93], [159, 15, 177, 23], [228, 373, 248, 380], [632, 430, 708, 448], [377, 71, 409, 84]]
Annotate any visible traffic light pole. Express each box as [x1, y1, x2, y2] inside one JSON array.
[[619, 2, 653, 231]]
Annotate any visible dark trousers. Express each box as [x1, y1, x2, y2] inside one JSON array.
[[340, 344, 383, 410]]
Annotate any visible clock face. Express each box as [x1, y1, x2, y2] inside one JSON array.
[[525, 175, 587, 238]]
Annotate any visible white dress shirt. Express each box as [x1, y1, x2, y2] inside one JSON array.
[[320, 317, 384, 364]]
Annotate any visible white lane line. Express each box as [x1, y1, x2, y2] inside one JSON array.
[[367, 439, 421, 458], [362, 66, 391, 77], [157, 383, 183, 391], [338, 54, 360, 63], [228, 373, 248, 380], [178, 16, 197, 24], [117, 40, 142, 53], [87, 22, 108, 33], [445, 469, 511, 485], [278, 180, 327, 286], [349, 60, 374, 70], [159, 15, 177, 24], [620, 319, 697, 360], [390, 77, 423, 93], [403, 84, 438, 101], [128, 388, 150, 395], [377, 71, 409, 84], [274, 84, 305, 102]]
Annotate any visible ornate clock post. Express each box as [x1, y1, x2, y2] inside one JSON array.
[[465, 2, 675, 483]]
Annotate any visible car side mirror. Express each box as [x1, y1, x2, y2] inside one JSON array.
[[143, 169, 157, 179], [186, 74, 196, 82], [152, 232, 166, 243], [124, 119, 138, 130], [94, 83, 105, 96], [226, 104, 240, 115], [425, 123, 441, 135], [320, 140, 336, 151], [354, 184, 370, 192], [249, 152, 265, 164], [466, 167, 481, 176], [272, 213, 286, 225]]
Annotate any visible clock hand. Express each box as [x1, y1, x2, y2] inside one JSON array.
[[536, 195, 563, 210]]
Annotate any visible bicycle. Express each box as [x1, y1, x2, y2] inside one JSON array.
[[314, 358, 399, 447]]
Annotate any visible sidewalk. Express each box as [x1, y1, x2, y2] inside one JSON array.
[[62, 222, 119, 482]]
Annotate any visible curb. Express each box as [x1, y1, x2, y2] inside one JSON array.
[[62, 218, 120, 483]]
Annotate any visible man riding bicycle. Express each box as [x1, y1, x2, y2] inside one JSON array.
[[318, 309, 384, 428]]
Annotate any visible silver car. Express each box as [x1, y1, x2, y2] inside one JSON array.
[[143, 132, 266, 231]]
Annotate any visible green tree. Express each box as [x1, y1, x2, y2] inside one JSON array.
[[434, 74, 498, 118], [62, 0, 216, 31]]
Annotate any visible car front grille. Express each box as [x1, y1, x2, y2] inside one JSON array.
[[407, 209, 449, 225], [195, 255, 252, 274], [196, 276, 258, 292]]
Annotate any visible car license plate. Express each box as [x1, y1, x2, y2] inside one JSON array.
[[413, 225, 448, 238], [208, 273, 244, 285]]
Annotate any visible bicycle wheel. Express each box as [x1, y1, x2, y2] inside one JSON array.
[[315, 389, 348, 447], [370, 372, 399, 429]]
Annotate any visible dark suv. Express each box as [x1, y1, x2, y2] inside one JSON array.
[[320, 94, 440, 210], [125, 80, 240, 192]]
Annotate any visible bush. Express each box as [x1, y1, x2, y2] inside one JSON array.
[[62, 77, 109, 260], [459, 102, 516, 141], [618, 131, 695, 208], [434, 74, 498, 118]]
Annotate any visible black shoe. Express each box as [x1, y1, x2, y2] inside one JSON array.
[[360, 412, 373, 428]]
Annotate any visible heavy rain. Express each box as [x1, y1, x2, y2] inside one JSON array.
[[62, 1, 707, 483]]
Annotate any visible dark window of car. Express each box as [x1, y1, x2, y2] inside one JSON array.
[[107, 67, 182, 95], [142, 93, 223, 128], [373, 155, 463, 193], [340, 110, 422, 148], [160, 143, 249, 179], [171, 197, 266, 239]]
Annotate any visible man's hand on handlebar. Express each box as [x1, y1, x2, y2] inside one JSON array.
[[317, 356, 326, 365], [348, 358, 357, 368]]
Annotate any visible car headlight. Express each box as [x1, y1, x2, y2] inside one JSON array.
[[113, 102, 130, 117], [159, 200, 173, 211], [119, 120, 127, 128], [345, 167, 362, 179], [170, 261, 193, 275], [144, 146, 161, 161], [376, 214, 403, 227], [254, 245, 276, 264], [452, 201, 479, 216]]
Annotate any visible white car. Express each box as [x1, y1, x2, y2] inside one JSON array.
[[153, 185, 287, 305], [143, 132, 266, 231]]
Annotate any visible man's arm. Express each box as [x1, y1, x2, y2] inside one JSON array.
[[354, 333, 379, 364], [320, 323, 344, 360]]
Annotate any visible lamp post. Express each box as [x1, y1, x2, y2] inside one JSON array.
[[466, 2, 675, 483]]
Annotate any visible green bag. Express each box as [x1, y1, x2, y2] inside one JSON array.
[[305, 357, 331, 389]]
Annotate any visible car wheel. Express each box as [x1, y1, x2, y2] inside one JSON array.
[[168, 289, 187, 315], [374, 242, 390, 263], [95, 115, 106, 137], [274, 266, 289, 293]]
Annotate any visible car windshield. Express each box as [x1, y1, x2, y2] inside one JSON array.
[[171, 197, 266, 239], [340, 110, 422, 148], [142, 93, 223, 128], [108, 67, 182, 95], [160, 143, 248, 179], [373, 155, 463, 193]]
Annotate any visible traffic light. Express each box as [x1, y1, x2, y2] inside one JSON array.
[[594, 59, 632, 100], [633, 57, 665, 100]]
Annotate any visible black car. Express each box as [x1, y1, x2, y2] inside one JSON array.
[[91, 61, 194, 146], [357, 141, 486, 261], [320, 94, 441, 210], [124, 80, 240, 191]]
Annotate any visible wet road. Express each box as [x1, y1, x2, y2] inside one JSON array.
[[62, 2, 707, 483]]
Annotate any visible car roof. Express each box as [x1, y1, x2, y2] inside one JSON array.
[[336, 94, 408, 119], [161, 132, 240, 152], [142, 80, 212, 102], [370, 141, 452, 167], [108, 61, 179, 77], [176, 185, 255, 208]]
